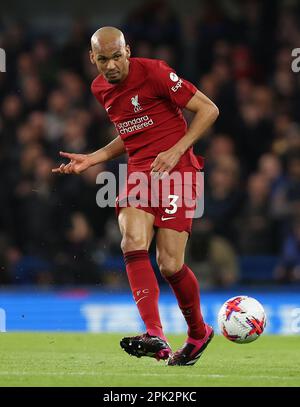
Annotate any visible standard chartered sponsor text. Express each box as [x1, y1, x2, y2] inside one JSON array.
[[117, 116, 154, 134]]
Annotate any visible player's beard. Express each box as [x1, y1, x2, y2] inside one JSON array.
[[107, 78, 121, 84], [106, 71, 121, 84]]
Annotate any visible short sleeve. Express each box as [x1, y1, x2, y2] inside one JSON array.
[[152, 60, 197, 108]]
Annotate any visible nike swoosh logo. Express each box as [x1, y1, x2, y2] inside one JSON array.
[[161, 216, 176, 221], [136, 296, 148, 305], [106, 106, 112, 112]]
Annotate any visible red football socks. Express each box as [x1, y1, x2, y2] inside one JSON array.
[[123, 250, 166, 341], [165, 264, 206, 340]]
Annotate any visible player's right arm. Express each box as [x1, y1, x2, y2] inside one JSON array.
[[52, 135, 126, 174]]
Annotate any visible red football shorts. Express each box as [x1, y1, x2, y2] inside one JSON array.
[[115, 166, 203, 234]]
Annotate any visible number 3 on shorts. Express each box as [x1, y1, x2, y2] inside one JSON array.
[[165, 194, 179, 215]]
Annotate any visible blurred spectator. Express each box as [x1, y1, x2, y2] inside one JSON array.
[[60, 118, 88, 153], [60, 20, 90, 75], [21, 76, 46, 113], [204, 155, 243, 244], [205, 134, 236, 163], [236, 173, 277, 254], [275, 218, 300, 283], [45, 89, 70, 142], [0, 236, 14, 284], [186, 220, 239, 288], [1, 94, 24, 158], [11, 254, 54, 285], [234, 85, 274, 171], [58, 71, 87, 107], [201, 133, 238, 178], [258, 153, 285, 196], [54, 212, 100, 284], [31, 37, 58, 86], [13, 154, 62, 255], [194, 0, 232, 74], [122, 0, 182, 69], [271, 150, 300, 234], [273, 122, 300, 163]]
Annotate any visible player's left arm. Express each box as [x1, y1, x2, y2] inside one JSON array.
[[150, 90, 219, 176]]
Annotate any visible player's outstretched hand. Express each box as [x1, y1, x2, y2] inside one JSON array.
[[52, 151, 92, 175]]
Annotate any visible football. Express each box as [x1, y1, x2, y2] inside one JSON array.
[[218, 296, 266, 344]]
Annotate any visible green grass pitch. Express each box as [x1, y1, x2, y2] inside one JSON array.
[[0, 333, 299, 387]]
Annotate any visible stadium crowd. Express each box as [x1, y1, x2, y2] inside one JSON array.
[[0, 0, 300, 287]]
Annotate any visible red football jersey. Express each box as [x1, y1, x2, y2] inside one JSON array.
[[91, 57, 203, 172]]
